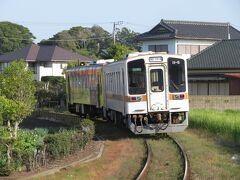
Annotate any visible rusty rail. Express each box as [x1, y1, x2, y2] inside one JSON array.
[[168, 135, 190, 180], [136, 140, 151, 180]]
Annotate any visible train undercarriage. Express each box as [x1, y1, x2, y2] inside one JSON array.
[[68, 103, 188, 134]]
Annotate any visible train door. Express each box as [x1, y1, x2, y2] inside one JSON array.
[[147, 66, 167, 112]]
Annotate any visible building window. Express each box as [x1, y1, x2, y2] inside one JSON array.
[[148, 45, 168, 53], [177, 45, 209, 55], [28, 62, 37, 74], [41, 62, 52, 68]]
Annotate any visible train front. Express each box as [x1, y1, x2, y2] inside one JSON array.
[[126, 54, 189, 134]]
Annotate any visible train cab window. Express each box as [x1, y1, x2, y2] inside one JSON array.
[[150, 69, 164, 92], [168, 58, 186, 93], [128, 59, 146, 94]]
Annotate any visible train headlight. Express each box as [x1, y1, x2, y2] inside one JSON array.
[[130, 96, 142, 102], [173, 94, 185, 100]]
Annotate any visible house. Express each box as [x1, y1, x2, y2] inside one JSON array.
[[0, 44, 92, 81], [188, 39, 240, 95], [137, 19, 240, 55]]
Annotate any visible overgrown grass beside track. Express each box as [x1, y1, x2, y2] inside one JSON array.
[[189, 109, 240, 143]]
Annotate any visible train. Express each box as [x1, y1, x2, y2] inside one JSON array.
[[65, 51, 189, 134]]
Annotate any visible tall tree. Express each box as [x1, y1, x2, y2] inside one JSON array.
[[0, 60, 36, 138], [116, 27, 140, 51], [104, 43, 132, 61], [0, 60, 36, 167], [0, 22, 35, 55], [39, 25, 112, 58]]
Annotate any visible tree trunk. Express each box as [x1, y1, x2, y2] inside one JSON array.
[[13, 121, 19, 139], [5, 144, 12, 167], [7, 120, 13, 138]]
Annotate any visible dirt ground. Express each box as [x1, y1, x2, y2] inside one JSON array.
[[5, 118, 145, 180]]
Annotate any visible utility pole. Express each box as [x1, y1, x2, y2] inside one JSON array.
[[113, 21, 123, 45]]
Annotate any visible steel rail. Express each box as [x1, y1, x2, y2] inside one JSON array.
[[168, 135, 190, 180], [136, 140, 151, 180]]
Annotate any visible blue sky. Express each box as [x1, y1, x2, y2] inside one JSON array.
[[1, 0, 240, 42]]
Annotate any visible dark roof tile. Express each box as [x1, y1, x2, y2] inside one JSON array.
[[0, 44, 92, 62], [188, 39, 240, 69], [137, 19, 240, 41]]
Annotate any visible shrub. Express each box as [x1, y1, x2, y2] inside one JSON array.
[[0, 113, 95, 175], [44, 120, 95, 161], [80, 119, 95, 140], [44, 130, 73, 159], [0, 154, 12, 176]]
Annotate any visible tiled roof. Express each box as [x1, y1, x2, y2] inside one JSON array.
[[0, 44, 92, 62], [137, 19, 240, 41], [188, 39, 240, 70]]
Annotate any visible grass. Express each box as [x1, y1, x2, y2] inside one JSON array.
[[171, 129, 240, 180], [146, 138, 182, 180], [189, 109, 240, 143]]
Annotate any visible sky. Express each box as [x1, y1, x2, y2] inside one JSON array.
[[0, 0, 240, 43]]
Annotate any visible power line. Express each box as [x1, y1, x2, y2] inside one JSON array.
[[0, 35, 112, 42], [9, 21, 114, 27], [0, 20, 147, 43], [42, 36, 112, 42], [124, 21, 152, 28]]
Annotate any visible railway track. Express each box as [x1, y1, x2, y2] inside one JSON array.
[[33, 114, 190, 179], [168, 135, 190, 180], [137, 134, 190, 180]]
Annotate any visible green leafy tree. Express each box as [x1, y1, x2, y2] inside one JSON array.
[[39, 25, 112, 58], [105, 43, 132, 61], [0, 60, 36, 167], [116, 27, 140, 51], [0, 22, 35, 55], [0, 60, 36, 138], [40, 31, 77, 51]]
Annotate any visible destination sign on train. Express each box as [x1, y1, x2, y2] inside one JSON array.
[[149, 56, 163, 62]]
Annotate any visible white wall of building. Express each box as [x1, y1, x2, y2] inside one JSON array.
[[36, 62, 67, 81], [175, 39, 216, 46], [141, 39, 176, 53], [25, 61, 68, 81], [141, 39, 217, 55]]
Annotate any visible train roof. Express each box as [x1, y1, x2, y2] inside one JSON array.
[[103, 52, 189, 67]]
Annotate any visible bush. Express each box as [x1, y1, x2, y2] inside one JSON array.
[[0, 116, 95, 175], [44, 130, 73, 159], [80, 119, 95, 140], [0, 154, 12, 176], [44, 120, 95, 160]]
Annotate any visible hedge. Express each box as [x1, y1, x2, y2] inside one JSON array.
[[0, 118, 95, 176]]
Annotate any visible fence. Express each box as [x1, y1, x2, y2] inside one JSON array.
[[189, 95, 240, 110]]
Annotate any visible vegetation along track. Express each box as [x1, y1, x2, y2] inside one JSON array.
[[137, 134, 190, 180]]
